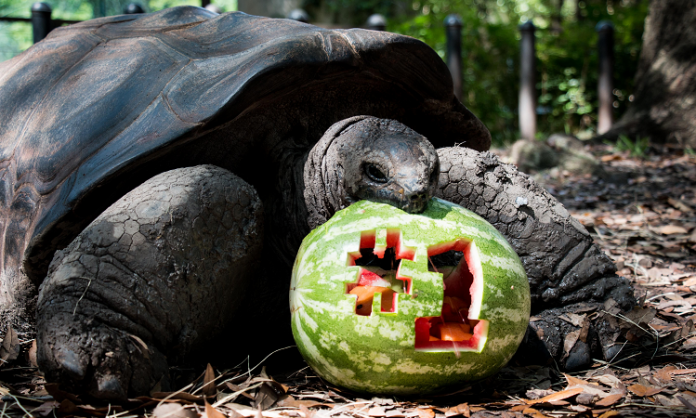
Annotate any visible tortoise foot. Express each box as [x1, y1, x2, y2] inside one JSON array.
[[36, 165, 264, 399], [38, 312, 168, 399]]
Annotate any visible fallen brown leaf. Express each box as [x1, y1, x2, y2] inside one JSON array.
[[559, 313, 587, 327], [655, 394, 683, 407], [255, 382, 280, 410], [526, 389, 555, 400], [455, 403, 470, 418], [202, 364, 217, 397], [668, 197, 692, 213], [564, 373, 619, 401], [205, 400, 227, 418], [369, 406, 386, 417], [225, 382, 256, 401], [628, 383, 664, 397], [522, 407, 548, 418], [591, 374, 624, 389], [30, 401, 59, 417], [564, 374, 589, 387], [277, 396, 330, 409], [659, 225, 688, 235], [525, 387, 583, 405], [654, 365, 678, 381], [224, 406, 246, 418], [595, 393, 624, 406], [670, 368, 696, 375], [152, 402, 197, 418], [416, 408, 435, 418], [601, 154, 623, 162], [562, 330, 581, 359], [678, 396, 696, 414]]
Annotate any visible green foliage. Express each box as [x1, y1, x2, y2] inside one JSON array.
[[389, 0, 648, 145], [613, 134, 649, 158], [0, 0, 237, 61], [302, 0, 394, 26]]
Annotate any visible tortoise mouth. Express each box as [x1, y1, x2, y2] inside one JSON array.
[[353, 192, 430, 214]]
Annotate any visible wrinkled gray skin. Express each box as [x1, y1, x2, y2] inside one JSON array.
[[37, 116, 633, 400], [436, 148, 633, 312]]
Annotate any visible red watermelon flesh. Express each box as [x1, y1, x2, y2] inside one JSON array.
[[415, 240, 487, 351]]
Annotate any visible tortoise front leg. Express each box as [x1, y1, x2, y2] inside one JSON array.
[[37, 165, 264, 399], [435, 147, 635, 369]]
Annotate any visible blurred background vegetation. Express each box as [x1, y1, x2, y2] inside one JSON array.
[[0, 0, 648, 145], [0, 0, 237, 60]]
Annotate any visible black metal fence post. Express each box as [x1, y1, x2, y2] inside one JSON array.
[[444, 14, 463, 101], [596, 21, 614, 135], [123, 3, 145, 14], [519, 21, 537, 141], [366, 14, 386, 31], [31, 2, 52, 44]]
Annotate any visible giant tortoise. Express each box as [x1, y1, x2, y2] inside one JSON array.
[[0, 6, 633, 399]]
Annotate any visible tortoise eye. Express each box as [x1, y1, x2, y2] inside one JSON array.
[[365, 163, 388, 183]]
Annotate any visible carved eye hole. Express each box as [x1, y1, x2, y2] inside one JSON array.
[[365, 163, 388, 184]]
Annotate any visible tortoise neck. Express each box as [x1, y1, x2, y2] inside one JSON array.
[[302, 131, 351, 231]]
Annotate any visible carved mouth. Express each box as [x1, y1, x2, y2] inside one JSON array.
[[344, 228, 488, 353], [415, 241, 488, 352]]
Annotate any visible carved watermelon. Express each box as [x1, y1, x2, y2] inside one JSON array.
[[290, 198, 530, 395]]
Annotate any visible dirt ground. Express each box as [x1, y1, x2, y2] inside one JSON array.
[[1, 144, 695, 417]]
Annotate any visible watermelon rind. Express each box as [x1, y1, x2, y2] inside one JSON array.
[[290, 198, 530, 395]]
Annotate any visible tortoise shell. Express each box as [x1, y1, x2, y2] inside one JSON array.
[[0, 6, 490, 285]]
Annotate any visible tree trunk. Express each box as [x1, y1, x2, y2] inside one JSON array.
[[551, 0, 564, 34], [599, 0, 696, 147]]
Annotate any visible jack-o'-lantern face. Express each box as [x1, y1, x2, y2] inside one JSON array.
[[290, 199, 530, 395]]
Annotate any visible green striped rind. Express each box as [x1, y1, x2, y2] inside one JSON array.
[[290, 198, 530, 395]]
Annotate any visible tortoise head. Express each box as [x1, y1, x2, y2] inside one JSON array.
[[304, 116, 439, 229]]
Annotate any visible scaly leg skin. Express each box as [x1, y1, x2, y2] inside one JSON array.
[[37, 165, 264, 399], [436, 147, 635, 369]]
